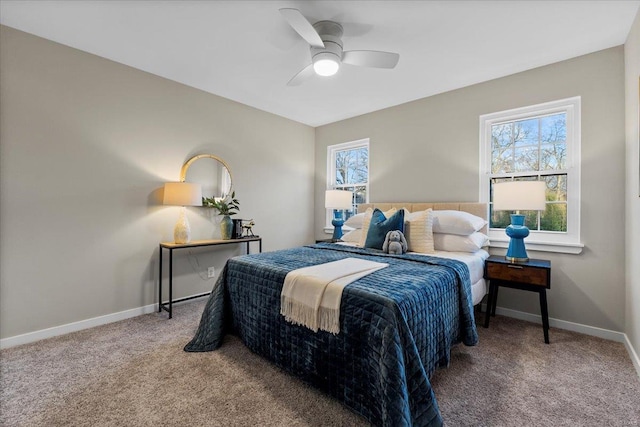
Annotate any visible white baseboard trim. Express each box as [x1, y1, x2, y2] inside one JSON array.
[[482, 304, 640, 377], [484, 305, 626, 342], [0, 303, 156, 349], [623, 334, 640, 379], [0, 295, 207, 350]]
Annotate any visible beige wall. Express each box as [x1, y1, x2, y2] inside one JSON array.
[[625, 10, 640, 362], [0, 26, 315, 339], [315, 47, 626, 332]]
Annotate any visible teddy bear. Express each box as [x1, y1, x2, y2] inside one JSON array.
[[382, 230, 408, 255]]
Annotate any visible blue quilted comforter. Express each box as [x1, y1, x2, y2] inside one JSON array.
[[185, 243, 478, 426]]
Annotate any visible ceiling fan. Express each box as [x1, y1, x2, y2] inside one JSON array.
[[280, 8, 400, 86]]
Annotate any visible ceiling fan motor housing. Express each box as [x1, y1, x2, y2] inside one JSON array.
[[311, 20, 344, 64]]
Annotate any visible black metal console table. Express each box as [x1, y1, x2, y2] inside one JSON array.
[[158, 237, 262, 318]]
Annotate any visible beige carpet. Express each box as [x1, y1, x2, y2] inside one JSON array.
[[1, 299, 639, 426]]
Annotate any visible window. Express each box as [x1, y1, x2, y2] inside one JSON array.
[[326, 139, 369, 227], [479, 97, 583, 253]]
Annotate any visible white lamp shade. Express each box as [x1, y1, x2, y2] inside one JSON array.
[[163, 182, 203, 207], [493, 181, 546, 211], [325, 190, 352, 209]]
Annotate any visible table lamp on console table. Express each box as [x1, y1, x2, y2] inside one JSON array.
[[325, 189, 353, 242], [492, 180, 546, 263], [163, 182, 203, 244]]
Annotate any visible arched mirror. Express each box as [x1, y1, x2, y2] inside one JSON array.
[[180, 154, 232, 200]]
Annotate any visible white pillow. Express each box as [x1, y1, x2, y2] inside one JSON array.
[[341, 228, 362, 243], [434, 232, 490, 253], [432, 210, 487, 236], [358, 208, 398, 247], [403, 209, 435, 254], [344, 212, 366, 229]]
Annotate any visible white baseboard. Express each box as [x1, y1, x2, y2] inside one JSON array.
[[0, 295, 206, 350], [623, 334, 640, 379], [0, 303, 157, 349], [482, 304, 640, 378], [484, 305, 626, 342]]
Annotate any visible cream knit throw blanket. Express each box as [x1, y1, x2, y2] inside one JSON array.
[[280, 258, 388, 334]]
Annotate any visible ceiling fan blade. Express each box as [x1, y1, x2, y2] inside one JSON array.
[[342, 50, 400, 69], [287, 64, 315, 86], [279, 8, 325, 48]]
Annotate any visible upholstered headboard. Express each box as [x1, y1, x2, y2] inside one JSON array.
[[357, 202, 488, 234]]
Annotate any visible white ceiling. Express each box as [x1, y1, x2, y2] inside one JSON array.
[[1, 0, 638, 127]]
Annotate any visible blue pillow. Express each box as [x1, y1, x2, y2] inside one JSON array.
[[364, 208, 405, 250]]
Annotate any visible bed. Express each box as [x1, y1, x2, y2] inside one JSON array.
[[349, 202, 489, 307], [185, 202, 488, 427]]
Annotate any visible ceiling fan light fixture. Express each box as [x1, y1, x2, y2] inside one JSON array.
[[312, 50, 342, 77], [313, 54, 340, 76], [314, 58, 339, 76]]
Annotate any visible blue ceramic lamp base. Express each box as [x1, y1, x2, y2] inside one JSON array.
[[331, 211, 345, 242], [505, 214, 530, 263]]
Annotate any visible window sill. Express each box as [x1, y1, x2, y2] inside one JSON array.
[[488, 238, 584, 255], [323, 226, 355, 235]]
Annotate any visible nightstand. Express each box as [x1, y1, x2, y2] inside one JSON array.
[[483, 255, 551, 343]]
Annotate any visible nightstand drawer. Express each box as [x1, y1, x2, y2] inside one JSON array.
[[486, 262, 549, 287]]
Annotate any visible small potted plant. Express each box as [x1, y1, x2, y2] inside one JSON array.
[[203, 191, 239, 239]]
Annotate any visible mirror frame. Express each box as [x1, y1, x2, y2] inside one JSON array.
[[180, 154, 233, 198]]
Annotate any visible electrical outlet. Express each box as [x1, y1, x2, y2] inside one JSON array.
[[207, 267, 215, 278]]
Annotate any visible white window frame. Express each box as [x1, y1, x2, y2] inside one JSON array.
[[479, 97, 583, 254], [325, 138, 370, 230]]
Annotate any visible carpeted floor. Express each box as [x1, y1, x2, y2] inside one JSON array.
[[1, 299, 639, 426]]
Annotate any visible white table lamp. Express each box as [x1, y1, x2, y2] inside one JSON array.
[[163, 182, 203, 244], [493, 181, 546, 263]]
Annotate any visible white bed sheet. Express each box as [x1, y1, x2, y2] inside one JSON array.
[[426, 250, 488, 284], [427, 249, 489, 306], [336, 242, 489, 306]]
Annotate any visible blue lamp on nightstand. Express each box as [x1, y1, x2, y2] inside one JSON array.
[[493, 181, 546, 263], [325, 190, 353, 242]]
